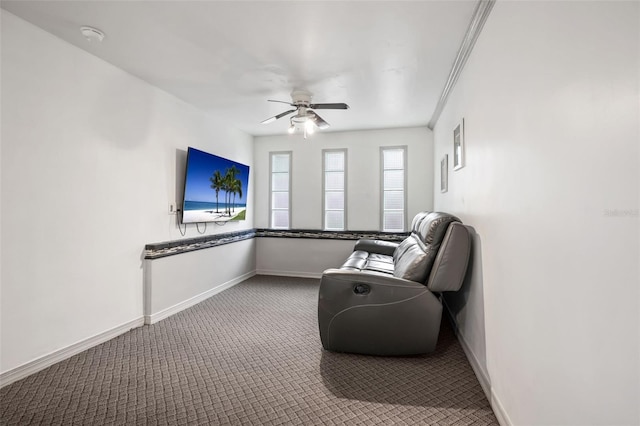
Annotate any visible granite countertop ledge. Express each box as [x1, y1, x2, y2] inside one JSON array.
[[144, 228, 408, 259]]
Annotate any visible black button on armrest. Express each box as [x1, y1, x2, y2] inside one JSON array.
[[353, 284, 370, 295]]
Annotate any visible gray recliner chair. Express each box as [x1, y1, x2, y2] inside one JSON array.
[[318, 211, 471, 356]]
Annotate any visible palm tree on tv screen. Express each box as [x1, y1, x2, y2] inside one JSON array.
[[209, 170, 224, 213], [230, 178, 243, 213], [224, 165, 240, 215], [210, 165, 243, 217]]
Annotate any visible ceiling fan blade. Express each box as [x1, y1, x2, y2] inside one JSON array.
[[309, 111, 330, 129], [260, 109, 296, 124], [309, 103, 349, 110], [275, 109, 296, 119], [268, 99, 294, 106]]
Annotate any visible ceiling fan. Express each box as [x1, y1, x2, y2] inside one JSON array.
[[260, 90, 349, 136]]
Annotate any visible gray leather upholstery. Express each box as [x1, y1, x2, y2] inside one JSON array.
[[318, 211, 471, 356], [353, 239, 399, 256], [427, 222, 472, 292]]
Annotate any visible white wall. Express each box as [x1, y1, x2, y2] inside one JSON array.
[[436, 2, 639, 425], [254, 127, 433, 230], [145, 239, 255, 324], [256, 238, 355, 278], [0, 12, 254, 374]]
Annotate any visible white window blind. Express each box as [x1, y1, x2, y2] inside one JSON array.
[[381, 147, 406, 232], [323, 150, 346, 231], [270, 152, 291, 229]]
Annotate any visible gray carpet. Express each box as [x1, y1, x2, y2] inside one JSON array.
[[0, 275, 498, 425]]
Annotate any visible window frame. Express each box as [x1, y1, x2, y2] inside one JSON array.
[[269, 151, 292, 229], [322, 148, 347, 231], [380, 146, 408, 232]]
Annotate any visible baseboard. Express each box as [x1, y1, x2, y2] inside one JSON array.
[[255, 269, 322, 279], [442, 300, 512, 426], [0, 317, 145, 389], [490, 385, 512, 426], [460, 331, 512, 426], [453, 323, 492, 400], [144, 270, 256, 325]]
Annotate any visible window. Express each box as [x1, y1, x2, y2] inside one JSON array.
[[323, 149, 346, 230], [270, 152, 291, 229], [381, 146, 406, 232]]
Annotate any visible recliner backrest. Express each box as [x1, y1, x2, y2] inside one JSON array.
[[426, 222, 471, 292], [392, 211, 466, 288]]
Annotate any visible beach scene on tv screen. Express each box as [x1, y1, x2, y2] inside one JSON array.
[[183, 148, 250, 223]]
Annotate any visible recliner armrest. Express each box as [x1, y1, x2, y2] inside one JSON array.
[[353, 239, 400, 256], [318, 269, 442, 355], [320, 268, 425, 288], [318, 269, 429, 314]]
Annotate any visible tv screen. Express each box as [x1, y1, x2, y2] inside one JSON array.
[[182, 147, 250, 224]]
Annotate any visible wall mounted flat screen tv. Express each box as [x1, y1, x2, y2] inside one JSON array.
[[182, 147, 250, 224]]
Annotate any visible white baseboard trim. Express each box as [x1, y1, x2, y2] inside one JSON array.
[[456, 326, 491, 396], [443, 301, 512, 426], [255, 269, 322, 279], [490, 385, 512, 426], [0, 317, 145, 389], [144, 270, 256, 325]]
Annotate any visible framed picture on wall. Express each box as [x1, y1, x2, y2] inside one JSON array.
[[453, 118, 465, 170], [440, 154, 448, 193]]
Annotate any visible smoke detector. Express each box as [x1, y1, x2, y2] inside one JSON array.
[[80, 26, 105, 42]]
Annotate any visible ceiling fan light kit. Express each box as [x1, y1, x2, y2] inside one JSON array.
[[261, 90, 349, 138]]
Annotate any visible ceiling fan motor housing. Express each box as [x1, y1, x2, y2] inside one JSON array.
[[291, 90, 312, 106]]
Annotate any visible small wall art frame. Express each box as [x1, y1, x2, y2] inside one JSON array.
[[453, 118, 465, 170], [440, 154, 448, 193]]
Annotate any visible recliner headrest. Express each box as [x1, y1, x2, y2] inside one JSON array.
[[410, 211, 430, 233], [414, 212, 461, 245]]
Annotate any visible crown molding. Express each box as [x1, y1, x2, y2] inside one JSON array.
[[428, 0, 496, 130]]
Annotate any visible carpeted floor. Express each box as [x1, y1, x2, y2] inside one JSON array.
[[0, 275, 498, 425]]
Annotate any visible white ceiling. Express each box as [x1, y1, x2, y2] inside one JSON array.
[[1, 0, 478, 136]]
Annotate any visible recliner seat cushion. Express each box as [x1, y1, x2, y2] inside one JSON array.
[[340, 251, 394, 274], [341, 251, 368, 270], [364, 259, 395, 274]]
